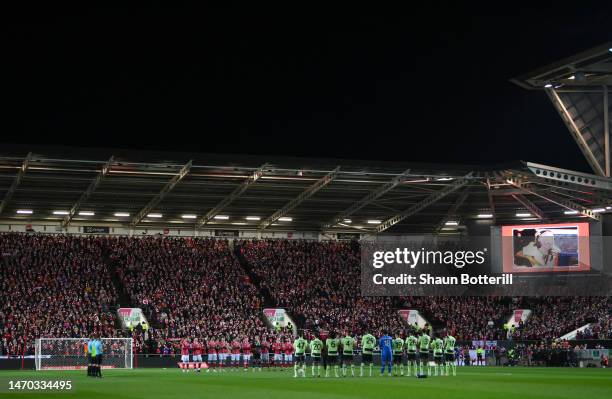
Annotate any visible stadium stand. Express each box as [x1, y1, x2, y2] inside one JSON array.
[[0, 233, 117, 355], [108, 236, 270, 353], [576, 316, 612, 340], [237, 239, 406, 336], [238, 238, 612, 343], [2, 232, 611, 357], [399, 296, 512, 340], [511, 297, 612, 340]]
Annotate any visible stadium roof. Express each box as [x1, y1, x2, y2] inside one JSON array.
[[512, 42, 612, 177], [1, 146, 610, 234]]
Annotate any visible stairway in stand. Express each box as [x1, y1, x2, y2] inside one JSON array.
[[102, 247, 132, 309], [233, 243, 276, 308], [233, 243, 303, 330]]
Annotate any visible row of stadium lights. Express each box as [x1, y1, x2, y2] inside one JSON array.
[[442, 207, 612, 226], [12, 210, 293, 222], [16, 210, 96, 216], [15, 207, 611, 222], [11, 210, 386, 224]]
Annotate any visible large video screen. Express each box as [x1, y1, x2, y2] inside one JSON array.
[[501, 222, 590, 273]]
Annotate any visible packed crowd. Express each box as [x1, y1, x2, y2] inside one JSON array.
[[238, 239, 405, 337], [514, 339, 608, 367], [576, 316, 612, 340], [1, 233, 611, 357], [400, 296, 511, 340], [511, 297, 611, 340], [109, 236, 269, 353], [0, 233, 117, 355]]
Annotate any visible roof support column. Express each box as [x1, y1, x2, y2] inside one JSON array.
[[131, 160, 192, 226], [511, 193, 546, 220], [62, 156, 114, 227], [0, 153, 32, 216], [198, 164, 268, 226], [375, 172, 472, 233], [260, 167, 340, 230], [546, 88, 605, 176], [505, 174, 600, 221], [434, 188, 469, 234], [604, 84, 610, 177], [323, 169, 412, 229]]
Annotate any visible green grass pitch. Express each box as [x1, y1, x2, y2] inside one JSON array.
[[1, 367, 611, 399]]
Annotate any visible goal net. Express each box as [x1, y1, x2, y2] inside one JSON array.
[[35, 338, 133, 370]]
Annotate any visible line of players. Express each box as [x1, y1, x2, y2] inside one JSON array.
[[386, 330, 458, 377], [293, 329, 457, 378], [179, 336, 297, 373], [179, 329, 457, 378]]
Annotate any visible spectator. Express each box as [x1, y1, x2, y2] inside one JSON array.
[[0, 233, 117, 355]]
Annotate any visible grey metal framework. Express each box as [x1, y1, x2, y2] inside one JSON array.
[[62, 156, 114, 227], [197, 164, 268, 226], [434, 188, 469, 234], [130, 160, 193, 226], [486, 177, 497, 225], [259, 166, 340, 230], [375, 173, 473, 233], [0, 152, 32, 216], [504, 171, 601, 221], [0, 149, 610, 234], [512, 42, 612, 177], [510, 194, 546, 221], [323, 168, 412, 229]]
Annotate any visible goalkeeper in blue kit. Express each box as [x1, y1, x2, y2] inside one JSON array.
[[379, 332, 393, 376]]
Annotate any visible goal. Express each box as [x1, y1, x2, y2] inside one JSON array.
[[35, 338, 133, 370]]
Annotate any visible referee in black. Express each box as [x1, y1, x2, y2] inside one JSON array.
[[93, 333, 103, 378], [86, 334, 95, 377]]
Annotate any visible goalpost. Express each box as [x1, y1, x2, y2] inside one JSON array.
[[35, 338, 133, 370]]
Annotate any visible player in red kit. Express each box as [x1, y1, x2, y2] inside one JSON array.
[[207, 338, 217, 372], [180, 339, 191, 372], [231, 338, 241, 371], [242, 338, 252, 371], [283, 338, 294, 369], [201, 338, 209, 372], [252, 336, 263, 371], [192, 338, 203, 373], [219, 338, 229, 371], [261, 338, 271, 369], [272, 338, 283, 371]]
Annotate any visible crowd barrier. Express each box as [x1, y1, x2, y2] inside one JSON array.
[[2, 350, 608, 370], [3, 339, 611, 370]]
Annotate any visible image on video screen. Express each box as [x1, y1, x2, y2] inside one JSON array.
[[502, 223, 590, 273]]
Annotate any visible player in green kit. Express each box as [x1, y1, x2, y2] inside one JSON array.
[[443, 332, 457, 376], [325, 333, 340, 378], [341, 333, 356, 377], [293, 332, 308, 378], [405, 333, 418, 376], [418, 330, 431, 375], [360, 333, 376, 377], [392, 334, 405, 376], [309, 335, 323, 377], [431, 334, 444, 376]]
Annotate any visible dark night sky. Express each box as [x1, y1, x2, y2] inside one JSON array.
[[3, 4, 612, 172]]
